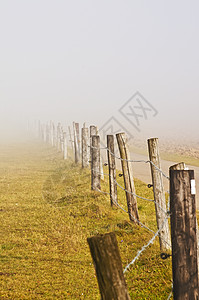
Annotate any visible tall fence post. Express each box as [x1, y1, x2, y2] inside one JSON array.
[[107, 135, 117, 206], [87, 232, 131, 300], [116, 132, 139, 224], [57, 123, 61, 151], [73, 122, 79, 163], [60, 127, 64, 153], [91, 135, 101, 191], [170, 162, 199, 284], [82, 127, 89, 168], [170, 169, 199, 299], [75, 122, 81, 159], [90, 125, 97, 162], [147, 138, 170, 250]]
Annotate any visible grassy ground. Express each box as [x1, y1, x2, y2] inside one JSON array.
[[0, 141, 172, 299]]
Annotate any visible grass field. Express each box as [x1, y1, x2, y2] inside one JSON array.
[[0, 141, 172, 299]]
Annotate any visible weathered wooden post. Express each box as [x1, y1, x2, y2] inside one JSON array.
[[91, 135, 101, 191], [75, 122, 81, 158], [170, 162, 199, 283], [87, 232, 131, 300], [147, 138, 170, 250], [170, 169, 199, 299], [170, 162, 186, 170], [63, 132, 67, 160], [116, 132, 139, 223], [52, 122, 56, 147], [107, 135, 117, 206], [50, 121, 54, 147], [73, 122, 79, 163], [82, 127, 89, 168], [57, 123, 61, 151], [90, 125, 97, 160], [60, 127, 64, 153]]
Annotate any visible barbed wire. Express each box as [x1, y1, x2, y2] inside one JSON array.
[[167, 287, 173, 300], [114, 179, 169, 215], [89, 144, 170, 180], [41, 125, 173, 298], [123, 211, 170, 273], [91, 168, 169, 215]]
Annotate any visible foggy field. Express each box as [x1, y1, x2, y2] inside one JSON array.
[[0, 141, 173, 299]]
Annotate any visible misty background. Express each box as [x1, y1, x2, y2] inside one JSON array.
[[0, 0, 199, 143]]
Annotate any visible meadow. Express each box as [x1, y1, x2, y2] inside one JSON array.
[[0, 141, 172, 299]]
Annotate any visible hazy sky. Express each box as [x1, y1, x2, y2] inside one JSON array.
[[1, 1, 199, 141]]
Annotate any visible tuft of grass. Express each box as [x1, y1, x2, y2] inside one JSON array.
[[0, 141, 172, 299]]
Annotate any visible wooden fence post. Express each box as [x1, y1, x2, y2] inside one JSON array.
[[60, 127, 64, 153], [63, 132, 67, 160], [169, 162, 186, 170], [170, 162, 199, 284], [170, 169, 199, 299], [147, 138, 170, 250], [51, 122, 55, 147], [73, 122, 79, 163], [75, 122, 81, 158], [91, 135, 101, 191], [82, 127, 89, 168], [57, 123, 61, 151], [107, 135, 117, 206], [87, 232, 131, 300], [90, 125, 97, 151], [116, 132, 139, 224]]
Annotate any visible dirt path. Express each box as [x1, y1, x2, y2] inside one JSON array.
[[128, 152, 199, 209]]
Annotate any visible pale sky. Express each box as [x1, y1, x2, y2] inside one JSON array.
[[0, 0, 199, 141]]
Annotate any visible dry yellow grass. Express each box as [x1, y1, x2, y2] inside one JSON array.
[[0, 141, 172, 299]]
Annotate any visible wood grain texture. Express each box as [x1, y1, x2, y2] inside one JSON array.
[[147, 138, 170, 250], [91, 135, 101, 191], [116, 133, 139, 223], [87, 232, 131, 300], [107, 135, 117, 206], [170, 170, 199, 299]]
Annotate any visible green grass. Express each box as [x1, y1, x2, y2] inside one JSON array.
[[0, 141, 172, 299]]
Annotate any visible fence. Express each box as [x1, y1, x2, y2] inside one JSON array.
[[37, 120, 199, 300]]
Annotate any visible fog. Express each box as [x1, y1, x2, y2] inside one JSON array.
[[1, 0, 199, 144]]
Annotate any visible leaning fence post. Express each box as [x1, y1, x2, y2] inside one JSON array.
[[82, 127, 89, 168], [170, 169, 199, 299], [116, 132, 139, 224], [147, 138, 170, 250], [107, 135, 117, 206], [91, 135, 101, 191], [87, 232, 131, 300]]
